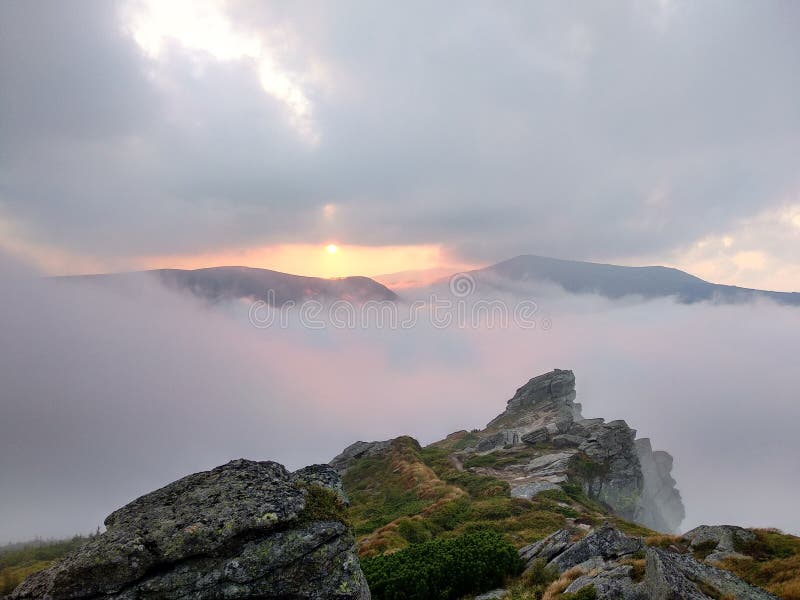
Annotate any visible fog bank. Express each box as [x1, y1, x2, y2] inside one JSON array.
[[1, 255, 798, 542]]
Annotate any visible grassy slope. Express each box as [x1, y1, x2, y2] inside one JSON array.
[[343, 435, 800, 599], [3, 440, 799, 599], [0, 537, 90, 595]]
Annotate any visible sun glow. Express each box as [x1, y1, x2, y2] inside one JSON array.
[[131, 244, 463, 279]]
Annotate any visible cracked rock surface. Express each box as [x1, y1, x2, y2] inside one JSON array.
[[9, 459, 370, 600]]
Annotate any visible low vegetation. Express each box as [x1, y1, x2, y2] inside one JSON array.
[[717, 529, 800, 600], [0, 536, 91, 595], [361, 530, 522, 600]]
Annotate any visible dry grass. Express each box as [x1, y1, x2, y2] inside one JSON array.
[[542, 567, 585, 600], [719, 554, 800, 600]]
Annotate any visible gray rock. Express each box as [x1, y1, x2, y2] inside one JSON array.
[[549, 524, 643, 572], [526, 451, 576, 476], [478, 369, 684, 533], [475, 430, 520, 452], [10, 459, 369, 600], [519, 529, 573, 566], [474, 589, 508, 600], [645, 546, 777, 599], [521, 427, 550, 445], [634, 439, 685, 533], [565, 564, 647, 600], [330, 440, 391, 473], [683, 525, 756, 562], [510, 481, 560, 500], [552, 434, 585, 448]]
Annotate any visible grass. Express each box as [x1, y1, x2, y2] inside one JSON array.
[[0, 536, 92, 595], [716, 529, 800, 600]]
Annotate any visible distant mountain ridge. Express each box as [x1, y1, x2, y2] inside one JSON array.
[[59, 266, 398, 305], [60, 256, 799, 308], [472, 254, 800, 305]]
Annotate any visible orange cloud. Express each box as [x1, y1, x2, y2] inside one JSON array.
[[131, 243, 467, 279]]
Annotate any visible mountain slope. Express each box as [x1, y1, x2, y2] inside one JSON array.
[[331, 369, 800, 599], [59, 266, 398, 305], [473, 255, 800, 305]]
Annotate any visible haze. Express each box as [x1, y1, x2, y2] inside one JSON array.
[[1, 0, 799, 546]]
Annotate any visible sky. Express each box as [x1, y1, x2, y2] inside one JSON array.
[[0, 0, 799, 289], [1, 0, 800, 545]]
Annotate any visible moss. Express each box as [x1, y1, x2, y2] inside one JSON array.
[[560, 584, 597, 599], [568, 454, 608, 481], [715, 529, 800, 599], [396, 518, 432, 544], [692, 540, 720, 561], [296, 485, 350, 527]]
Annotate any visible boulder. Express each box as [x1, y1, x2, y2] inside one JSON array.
[[510, 481, 560, 500], [683, 525, 757, 562], [645, 546, 777, 599], [330, 440, 391, 473], [520, 529, 574, 567], [564, 564, 646, 600], [10, 459, 370, 600], [549, 524, 643, 572], [517, 524, 777, 599], [525, 451, 576, 476], [521, 427, 550, 445]]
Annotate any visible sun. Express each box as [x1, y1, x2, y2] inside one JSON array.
[[325, 244, 338, 255]]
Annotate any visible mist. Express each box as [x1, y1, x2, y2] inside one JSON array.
[[1, 254, 799, 543]]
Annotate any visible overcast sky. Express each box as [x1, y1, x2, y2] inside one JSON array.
[[1, 0, 799, 288]]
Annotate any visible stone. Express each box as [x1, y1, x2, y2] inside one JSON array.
[[525, 451, 576, 476], [475, 430, 520, 452], [552, 434, 585, 448], [10, 459, 370, 600], [477, 370, 684, 532], [683, 525, 757, 562], [330, 440, 391, 473], [564, 564, 646, 600], [644, 546, 777, 599], [519, 529, 573, 567], [510, 481, 560, 500], [474, 589, 508, 600], [549, 524, 643, 572], [520, 524, 776, 599], [521, 427, 550, 445], [634, 439, 685, 533]]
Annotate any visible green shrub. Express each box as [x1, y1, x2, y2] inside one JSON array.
[[425, 497, 472, 532], [397, 519, 432, 544], [361, 530, 523, 600]]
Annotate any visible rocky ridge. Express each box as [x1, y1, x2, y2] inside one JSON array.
[[8, 459, 369, 600], [334, 369, 684, 533], [469, 369, 683, 532], [518, 523, 779, 599]]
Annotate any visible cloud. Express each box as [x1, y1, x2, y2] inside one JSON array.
[[1, 255, 800, 542], [1, 1, 798, 272]]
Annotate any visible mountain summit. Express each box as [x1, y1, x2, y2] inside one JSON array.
[[473, 254, 800, 305]]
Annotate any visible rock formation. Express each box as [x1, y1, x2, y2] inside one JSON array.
[[472, 369, 684, 531], [331, 369, 684, 533], [9, 459, 370, 600], [520, 523, 778, 599]]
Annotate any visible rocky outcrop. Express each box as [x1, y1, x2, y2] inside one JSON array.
[[635, 439, 685, 533], [464, 369, 683, 531], [683, 525, 757, 562], [10, 459, 370, 600], [330, 440, 392, 474], [519, 524, 777, 600]]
